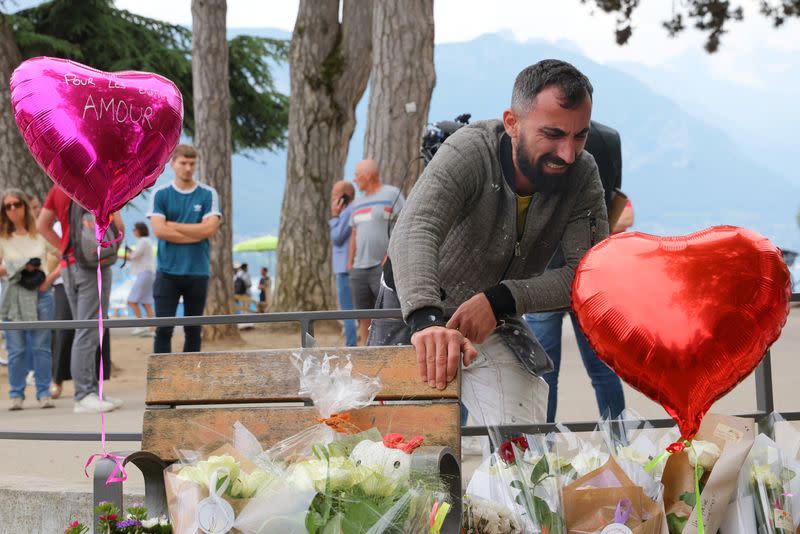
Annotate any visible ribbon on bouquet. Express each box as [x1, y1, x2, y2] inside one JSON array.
[[316, 412, 361, 434], [614, 498, 632, 524], [84, 221, 128, 486], [428, 501, 450, 534]]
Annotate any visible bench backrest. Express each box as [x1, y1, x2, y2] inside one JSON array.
[[143, 346, 460, 462]]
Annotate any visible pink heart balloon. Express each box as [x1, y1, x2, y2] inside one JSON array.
[[10, 57, 183, 237]]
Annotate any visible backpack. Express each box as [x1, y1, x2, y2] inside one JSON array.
[[68, 202, 120, 269], [234, 275, 247, 295]]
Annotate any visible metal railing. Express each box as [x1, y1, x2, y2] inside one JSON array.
[[0, 291, 798, 442]]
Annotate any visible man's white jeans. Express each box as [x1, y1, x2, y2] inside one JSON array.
[[462, 331, 549, 428], [368, 279, 550, 426]]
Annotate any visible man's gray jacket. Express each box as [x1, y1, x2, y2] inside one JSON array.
[[388, 119, 609, 324]]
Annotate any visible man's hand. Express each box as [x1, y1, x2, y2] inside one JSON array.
[[446, 293, 497, 344], [410, 326, 478, 389], [331, 195, 345, 217]]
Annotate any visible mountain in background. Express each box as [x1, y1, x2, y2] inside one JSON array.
[[123, 30, 800, 254]]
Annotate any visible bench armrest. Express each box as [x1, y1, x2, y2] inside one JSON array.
[[411, 446, 461, 534], [93, 450, 168, 523]]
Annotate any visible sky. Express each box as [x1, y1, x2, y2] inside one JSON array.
[[114, 0, 800, 85]]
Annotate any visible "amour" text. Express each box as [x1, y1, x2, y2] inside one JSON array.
[[82, 94, 153, 129]]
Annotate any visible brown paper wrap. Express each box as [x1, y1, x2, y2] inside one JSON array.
[[165, 443, 262, 534], [563, 457, 668, 534], [662, 413, 755, 534]]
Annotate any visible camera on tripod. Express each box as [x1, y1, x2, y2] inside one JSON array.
[[420, 113, 471, 164]]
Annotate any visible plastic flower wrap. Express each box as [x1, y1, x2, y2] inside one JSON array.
[[599, 410, 681, 502], [721, 432, 800, 534], [255, 353, 382, 472], [466, 433, 571, 533], [182, 353, 455, 534], [164, 442, 302, 534], [661, 413, 755, 534]]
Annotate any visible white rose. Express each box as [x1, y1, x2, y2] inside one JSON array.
[[687, 440, 722, 470], [751, 464, 782, 489], [140, 518, 158, 528], [571, 452, 609, 477], [617, 445, 650, 466]]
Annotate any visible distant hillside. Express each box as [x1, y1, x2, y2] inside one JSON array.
[[125, 30, 800, 253]]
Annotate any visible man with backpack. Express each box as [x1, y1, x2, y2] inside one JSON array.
[[37, 186, 125, 413], [233, 263, 251, 296], [523, 120, 630, 423]]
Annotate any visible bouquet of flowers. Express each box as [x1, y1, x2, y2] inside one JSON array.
[[465, 435, 564, 533], [721, 430, 800, 533], [164, 353, 453, 533], [465, 427, 613, 533], [560, 456, 667, 533], [164, 441, 303, 533], [661, 413, 755, 534], [599, 409, 682, 503]]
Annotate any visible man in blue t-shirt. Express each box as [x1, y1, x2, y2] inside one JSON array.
[[147, 144, 221, 353]]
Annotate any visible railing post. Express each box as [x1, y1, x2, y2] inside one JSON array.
[[755, 350, 775, 438], [300, 319, 315, 347]]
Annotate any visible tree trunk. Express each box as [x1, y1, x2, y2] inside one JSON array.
[[0, 14, 52, 202], [191, 0, 240, 341], [274, 0, 373, 312], [363, 0, 435, 193]]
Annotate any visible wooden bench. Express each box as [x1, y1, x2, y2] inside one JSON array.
[[95, 345, 462, 532]]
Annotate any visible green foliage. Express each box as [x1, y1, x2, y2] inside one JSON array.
[[511, 454, 565, 534], [4, 0, 288, 153], [530, 455, 549, 485], [678, 490, 697, 508], [667, 511, 689, 533], [228, 34, 289, 152]]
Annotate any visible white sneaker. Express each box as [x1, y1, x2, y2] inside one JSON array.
[[0, 357, 8, 366], [101, 394, 124, 409], [26, 371, 35, 386], [131, 327, 147, 336], [74, 393, 116, 413]]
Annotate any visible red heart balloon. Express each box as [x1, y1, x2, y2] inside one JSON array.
[[10, 57, 183, 237], [572, 226, 791, 440]]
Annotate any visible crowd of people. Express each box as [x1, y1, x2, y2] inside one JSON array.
[[1, 144, 222, 413], [4, 59, 634, 427]]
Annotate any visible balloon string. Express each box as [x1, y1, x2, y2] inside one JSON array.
[[691, 441, 705, 534], [83, 238, 127, 486], [97, 245, 105, 451], [644, 450, 672, 472]]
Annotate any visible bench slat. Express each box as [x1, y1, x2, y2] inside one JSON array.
[[146, 346, 458, 405], [142, 403, 461, 462]]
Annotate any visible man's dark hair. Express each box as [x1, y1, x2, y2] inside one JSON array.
[[241, 263, 248, 271], [511, 59, 593, 112], [134, 221, 149, 237]]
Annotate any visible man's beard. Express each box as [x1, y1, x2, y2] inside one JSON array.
[[516, 140, 572, 194]]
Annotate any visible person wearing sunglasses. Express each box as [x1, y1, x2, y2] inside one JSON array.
[[0, 190, 60, 410]]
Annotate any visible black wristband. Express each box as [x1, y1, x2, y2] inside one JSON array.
[[407, 306, 446, 334], [483, 283, 516, 319]]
